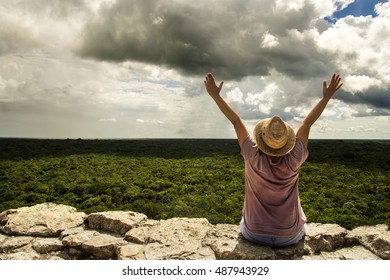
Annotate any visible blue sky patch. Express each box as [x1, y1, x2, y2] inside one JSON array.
[[326, 0, 387, 23]]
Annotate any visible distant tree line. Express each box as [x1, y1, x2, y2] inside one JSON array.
[[0, 138, 389, 229]]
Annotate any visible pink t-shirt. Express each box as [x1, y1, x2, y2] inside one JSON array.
[[241, 136, 308, 237]]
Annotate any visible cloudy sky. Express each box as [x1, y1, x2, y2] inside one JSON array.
[[0, 0, 389, 139]]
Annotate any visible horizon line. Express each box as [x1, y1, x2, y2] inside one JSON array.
[[1, 137, 389, 141]]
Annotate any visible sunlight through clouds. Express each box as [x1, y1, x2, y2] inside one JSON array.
[[344, 75, 382, 93], [226, 88, 245, 104], [261, 31, 280, 48], [0, 0, 389, 139]]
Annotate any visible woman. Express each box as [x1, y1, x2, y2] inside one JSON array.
[[204, 73, 343, 246]]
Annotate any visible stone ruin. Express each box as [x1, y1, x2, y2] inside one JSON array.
[[0, 203, 388, 260]]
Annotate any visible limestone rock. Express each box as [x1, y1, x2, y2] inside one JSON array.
[[0, 250, 41, 260], [304, 223, 348, 254], [319, 246, 380, 260], [125, 226, 150, 244], [117, 244, 145, 260], [348, 224, 389, 260], [273, 239, 305, 259], [144, 218, 215, 260], [0, 240, 43, 260], [43, 251, 72, 260], [300, 254, 326, 260], [32, 238, 64, 254], [62, 230, 99, 250], [0, 209, 17, 226], [59, 226, 85, 239], [0, 234, 8, 245], [0, 203, 86, 237], [0, 249, 71, 260], [0, 236, 33, 253], [203, 224, 276, 260], [0, 203, 387, 260], [81, 232, 127, 259], [124, 219, 160, 244], [147, 218, 209, 243], [86, 211, 147, 235]]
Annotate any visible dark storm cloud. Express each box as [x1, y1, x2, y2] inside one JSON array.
[[75, 0, 330, 80], [338, 87, 390, 110]]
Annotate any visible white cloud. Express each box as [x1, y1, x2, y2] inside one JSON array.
[[136, 119, 165, 125], [262, 31, 279, 48], [336, 0, 355, 10], [226, 87, 244, 104], [245, 93, 262, 106], [339, 106, 358, 119], [344, 75, 382, 93], [99, 118, 117, 123], [375, 116, 390, 122], [245, 83, 283, 115], [322, 109, 337, 117], [347, 126, 377, 133], [317, 18, 367, 54], [319, 6, 390, 74], [375, 2, 390, 17], [313, 119, 330, 133], [274, 0, 305, 11]]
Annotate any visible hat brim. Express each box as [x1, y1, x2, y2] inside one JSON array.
[[253, 119, 296, 156]]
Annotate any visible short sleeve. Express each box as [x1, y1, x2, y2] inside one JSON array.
[[287, 138, 309, 169], [240, 136, 260, 160]]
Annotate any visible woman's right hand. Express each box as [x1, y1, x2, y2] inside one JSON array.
[[323, 73, 343, 100]]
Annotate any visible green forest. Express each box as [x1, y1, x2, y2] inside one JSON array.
[[0, 138, 389, 229]]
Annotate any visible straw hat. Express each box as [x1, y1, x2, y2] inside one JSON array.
[[253, 115, 296, 156]]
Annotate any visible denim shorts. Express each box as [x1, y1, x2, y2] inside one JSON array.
[[240, 218, 306, 247]]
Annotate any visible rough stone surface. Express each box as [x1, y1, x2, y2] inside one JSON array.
[[347, 224, 390, 259], [0, 234, 6, 244], [323, 246, 381, 260], [144, 218, 215, 260], [0, 203, 86, 237], [304, 223, 348, 254], [32, 238, 64, 254], [124, 219, 159, 244], [124, 226, 149, 244], [62, 230, 98, 250], [117, 244, 145, 260], [203, 224, 276, 260], [81, 232, 126, 259], [0, 250, 41, 260], [86, 211, 147, 235], [0, 236, 34, 252], [0, 203, 388, 260]]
